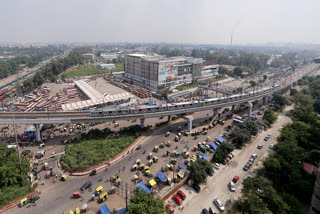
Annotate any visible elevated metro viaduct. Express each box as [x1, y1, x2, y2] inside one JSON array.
[[1, 63, 319, 141]]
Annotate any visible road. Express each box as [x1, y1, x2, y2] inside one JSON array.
[[171, 105, 293, 214]]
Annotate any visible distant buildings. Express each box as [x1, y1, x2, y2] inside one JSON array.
[[201, 60, 219, 79], [97, 64, 115, 69], [100, 53, 118, 61], [309, 166, 320, 214], [313, 57, 320, 63], [124, 54, 203, 90], [82, 53, 95, 60]]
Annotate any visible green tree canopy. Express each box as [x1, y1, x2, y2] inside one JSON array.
[[212, 143, 234, 163], [262, 109, 277, 126], [239, 120, 259, 136], [127, 189, 165, 214], [188, 158, 213, 184]]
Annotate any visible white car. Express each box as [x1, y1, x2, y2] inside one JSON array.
[[213, 163, 220, 170], [269, 144, 274, 149], [228, 181, 236, 192], [214, 198, 225, 212]]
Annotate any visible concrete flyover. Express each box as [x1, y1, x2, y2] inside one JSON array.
[[0, 63, 318, 127]]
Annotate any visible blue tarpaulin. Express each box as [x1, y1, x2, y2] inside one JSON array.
[[136, 181, 151, 193], [178, 163, 187, 170], [147, 99, 154, 105], [209, 142, 218, 150], [216, 136, 227, 144], [250, 115, 258, 119], [197, 152, 203, 158], [202, 154, 209, 159], [99, 204, 111, 214], [156, 171, 167, 182], [27, 131, 36, 137], [204, 96, 211, 99], [116, 206, 129, 214]]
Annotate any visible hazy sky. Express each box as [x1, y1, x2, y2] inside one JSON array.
[[1, 0, 320, 45]]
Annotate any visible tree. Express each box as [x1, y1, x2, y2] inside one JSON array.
[[239, 120, 258, 136], [189, 158, 213, 184], [212, 143, 234, 163], [233, 66, 243, 77], [262, 109, 277, 126], [229, 127, 251, 147], [273, 94, 288, 107], [263, 74, 268, 80], [249, 80, 257, 87], [127, 188, 165, 214]]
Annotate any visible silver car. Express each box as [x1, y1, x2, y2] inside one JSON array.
[[228, 181, 236, 192], [214, 198, 225, 212]]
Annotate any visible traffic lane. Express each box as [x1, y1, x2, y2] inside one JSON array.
[[175, 107, 292, 213]]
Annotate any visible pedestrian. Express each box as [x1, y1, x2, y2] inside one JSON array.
[[123, 166, 125, 171]]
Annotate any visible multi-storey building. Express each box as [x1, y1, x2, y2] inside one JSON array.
[[124, 54, 203, 91]]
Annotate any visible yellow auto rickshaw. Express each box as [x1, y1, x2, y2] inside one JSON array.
[[147, 153, 153, 160], [138, 164, 145, 171], [20, 197, 28, 207], [43, 162, 49, 170], [75, 208, 80, 214], [69, 210, 74, 214], [61, 174, 69, 181], [153, 146, 159, 152], [96, 185, 104, 195], [143, 165, 150, 172], [136, 159, 141, 165], [165, 131, 170, 137], [153, 156, 158, 163], [115, 178, 121, 187], [112, 173, 120, 182], [166, 141, 171, 147], [131, 164, 138, 171], [148, 159, 153, 166], [160, 142, 165, 148], [99, 192, 108, 203], [184, 132, 189, 136]]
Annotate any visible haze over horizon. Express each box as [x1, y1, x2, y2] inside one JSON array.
[[1, 0, 320, 45]]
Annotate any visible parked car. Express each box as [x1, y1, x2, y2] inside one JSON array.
[[251, 154, 258, 159], [177, 190, 186, 200], [232, 176, 239, 183], [192, 183, 201, 193], [89, 169, 96, 176], [228, 181, 236, 192], [202, 208, 209, 214], [269, 144, 274, 149], [213, 163, 220, 169], [257, 144, 263, 149], [243, 164, 250, 171], [29, 194, 40, 203], [172, 194, 182, 206], [165, 204, 174, 214], [209, 206, 217, 214], [264, 136, 269, 141], [80, 181, 92, 191], [213, 198, 225, 212]]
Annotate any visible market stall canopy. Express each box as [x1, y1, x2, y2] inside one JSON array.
[[177, 170, 185, 178], [216, 136, 227, 144], [209, 142, 218, 150], [136, 181, 151, 193], [156, 171, 168, 182], [99, 204, 111, 214], [178, 163, 187, 170], [149, 179, 157, 186]]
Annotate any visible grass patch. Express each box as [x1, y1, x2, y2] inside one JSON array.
[[62, 63, 123, 79], [60, 125, 148, 170], [205, 76, 225, 83], [0, 185, 34, 207], [175, 82, 198, 91]]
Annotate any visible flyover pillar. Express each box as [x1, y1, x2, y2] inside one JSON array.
[[168, 115, 172, 122], [140, 118, 145, 128], [185, 116, 193, 133], [35, 124, 41, 142], [85, 123, 90, 134], [212, 108, 220, 120], [248, 102, 253, 116]]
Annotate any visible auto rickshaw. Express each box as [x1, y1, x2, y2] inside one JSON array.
[[43, 162, 49, 170], [159, 142, 165, 148], [147, 153, 153, 160], [135, 159, 141, 165], [75, 208, 80, 214], [108, 186, 117, 194], [171, 158, 177, 164], [177, 126, 182, 131], [138, 164, 145, 171], [144, 170, 153, 177], [184, 132, 189, 136], [112, 173, 120, 182], [148, 159, 153, 166], [153, 146, 159, 152], [203, 130, 208, 135], [20, 197, 28, 207], [174, 135, 180, 142], [184, 152, 190, 158], [153, 156, 158, 163], [99, 192, 108, 203], [45, 170, 51, 179], [115, 178, 121, 187], [165, 131, 170, 137], [131, 164, 138, 171], [61, 174, 69, 181], [143, 165, 150, 172], [96, 185, 104, 195], [69, 210, 74, 214], [73, 192, 80, 199]]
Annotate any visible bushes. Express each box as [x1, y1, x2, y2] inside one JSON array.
[[0, 185, 34, 207], [262, 109, 277, 126]]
